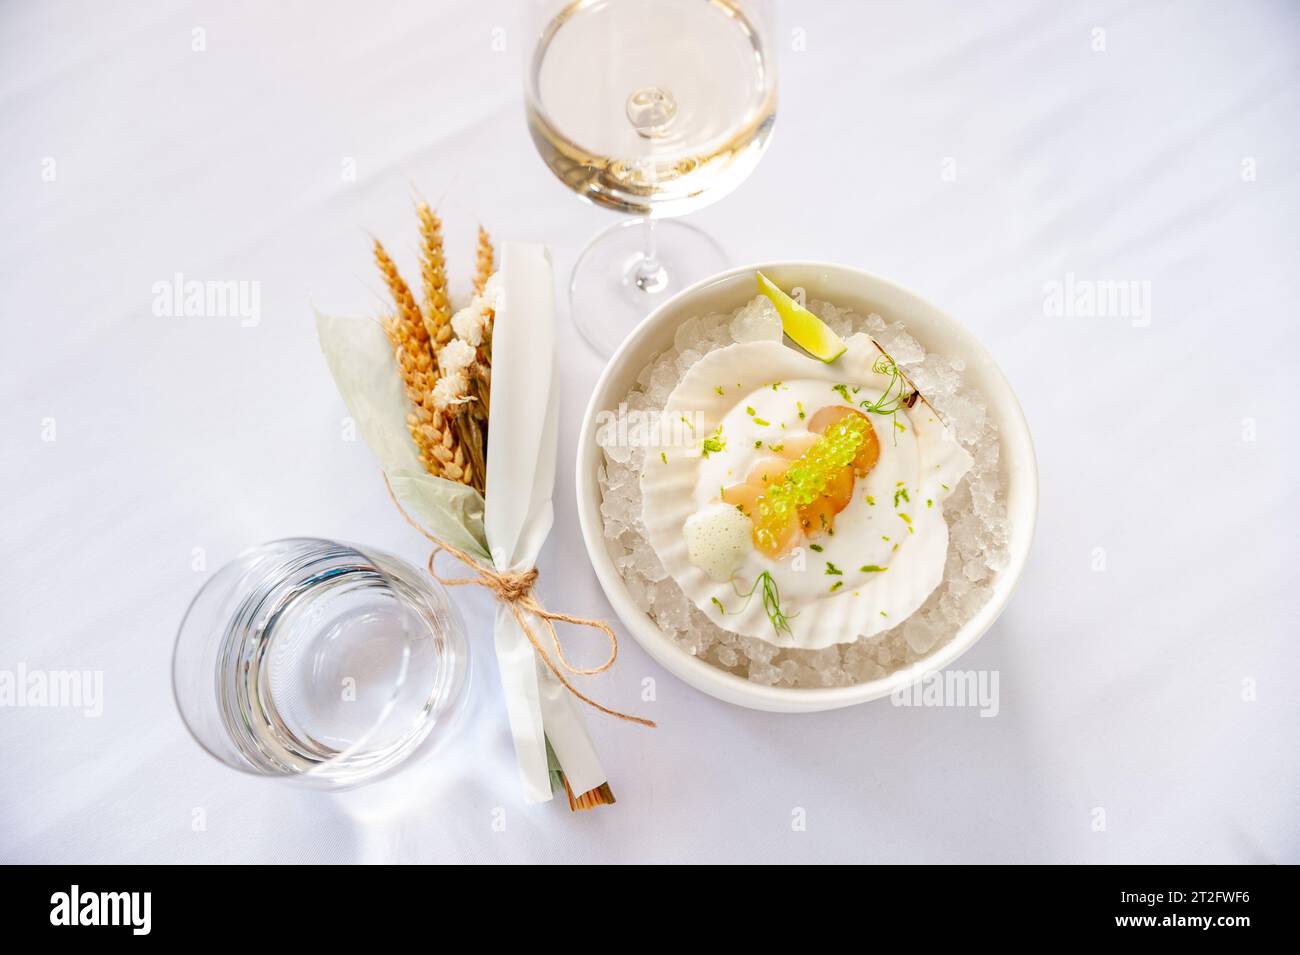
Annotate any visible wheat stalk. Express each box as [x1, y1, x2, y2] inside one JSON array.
[[423, 407, 474, 486], [381, 313, 474, 485], [374, 239, 427, 348], [475, 226, 496, 370], [452, 407, 486, 492], [471, 362, 491, 421], [374, 238, 474, 487], [473, 225, 494, 297], [470, 225, 495, 428], [417, 202, 454, 351]]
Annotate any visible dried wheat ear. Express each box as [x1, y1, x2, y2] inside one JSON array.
[[373, 207, 497, 494]]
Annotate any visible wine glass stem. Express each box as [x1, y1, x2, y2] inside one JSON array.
[[641, 217, 659, 271], [631, 218, 668, 293]]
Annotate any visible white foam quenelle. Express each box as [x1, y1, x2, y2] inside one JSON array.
[[641, 335, 972, 650]]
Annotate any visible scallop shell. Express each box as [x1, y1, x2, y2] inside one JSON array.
[[640, 335, 973, 650]]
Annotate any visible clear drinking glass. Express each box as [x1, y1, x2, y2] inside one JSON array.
[[524, 0, 777, 356], [173, 538, 470, 789]]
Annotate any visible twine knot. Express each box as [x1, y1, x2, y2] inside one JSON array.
[[383, 474, 655, 729], [491, 567, 539, 603]]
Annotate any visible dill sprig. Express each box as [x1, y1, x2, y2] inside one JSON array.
[[858, 355, 914, 442], [732, 570, 797, 640]]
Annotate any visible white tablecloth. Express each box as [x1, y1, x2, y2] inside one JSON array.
[[2, 0, 1296, 864]]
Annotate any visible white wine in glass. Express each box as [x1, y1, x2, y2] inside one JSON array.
[[525, 0, 777, 356]]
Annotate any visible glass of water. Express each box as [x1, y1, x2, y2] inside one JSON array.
[[173, 538, 470, 789]]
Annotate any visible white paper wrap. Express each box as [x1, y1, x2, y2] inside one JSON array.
[[484, 243, 605, 802], [314, 241, 604, 804]]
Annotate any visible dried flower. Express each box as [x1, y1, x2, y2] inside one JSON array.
[[438, 338, 477, 377], [450, 302, 487, 348]]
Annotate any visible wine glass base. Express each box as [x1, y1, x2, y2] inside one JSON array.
[[570, 218, 728, 358]]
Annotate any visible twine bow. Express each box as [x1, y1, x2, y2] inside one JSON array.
[[384, 474, 655, 728]]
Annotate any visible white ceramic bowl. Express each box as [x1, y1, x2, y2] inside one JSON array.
[[576, 262, 1037, 712]]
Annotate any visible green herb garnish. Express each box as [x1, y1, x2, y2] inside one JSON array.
[[860, 565, 887, 573], [858, 356, 914, 443], [734, 570, 796, 640], [809, 543, 823, 552], [825, 562, 843, 576]]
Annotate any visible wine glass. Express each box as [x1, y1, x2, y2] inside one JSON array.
[[524, 0, 777, 356]]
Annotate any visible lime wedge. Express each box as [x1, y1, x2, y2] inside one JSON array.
[[756, 271, 847, 363]]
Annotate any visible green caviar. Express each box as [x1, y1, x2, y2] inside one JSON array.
[[752, 413, 869, 551]]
